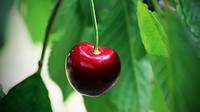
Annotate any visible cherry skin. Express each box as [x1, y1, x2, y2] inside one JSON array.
[[66, 42, 121, 96]]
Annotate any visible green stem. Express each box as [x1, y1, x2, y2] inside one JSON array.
[[89, 0, 99, 54], [38, 0, 62, 72]]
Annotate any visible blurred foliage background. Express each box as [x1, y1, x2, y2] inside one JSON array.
[[0, 0, 14, 50], [0, 0, 200, 112]]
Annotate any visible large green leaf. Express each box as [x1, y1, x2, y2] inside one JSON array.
[[166, 10, 200, 112], [84, 0, 152, 112], [18, 0, 52, 42], [0, 84, 5, 101], [0, 72, 52, 112], [48, 0, 85, 100], [177, 0, 200, 40], [138, 1, 200, 111], [137, 0, 169, 104]]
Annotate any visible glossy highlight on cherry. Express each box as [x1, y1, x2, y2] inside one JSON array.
[[66, 42, 121, 96]]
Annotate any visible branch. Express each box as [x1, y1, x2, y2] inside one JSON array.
[[38, 0, 62, 72]]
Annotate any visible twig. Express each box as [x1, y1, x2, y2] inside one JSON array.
[[38, 0, 62, 72]]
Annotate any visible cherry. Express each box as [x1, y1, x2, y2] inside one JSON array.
[[66, 42, 121, 96]]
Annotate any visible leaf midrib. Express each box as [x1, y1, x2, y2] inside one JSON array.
[[121, 0, 140, 111]]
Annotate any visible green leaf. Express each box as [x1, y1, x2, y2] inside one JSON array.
[[177, 0, 200, 40], [51, 0, 76, 33], [138, 1, 200, 112], [18, 0, 52, 42], [137, 1, 168, 57], [84, 95, 116, 112], [150, 80, 169, 112], [48, 0, 85, 100], [166, 10, 200, 112], [0, 84, 5, 101], [84, 0, 152, 112], [0, 72, 52, 112], [137, 0, 169, 103]]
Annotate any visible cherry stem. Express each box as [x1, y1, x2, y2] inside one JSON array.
[[38, 0, 62, 72], [89, 0, 99, 54]]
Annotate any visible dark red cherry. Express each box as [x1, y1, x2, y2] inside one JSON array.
[[66, 42, 121, 96]]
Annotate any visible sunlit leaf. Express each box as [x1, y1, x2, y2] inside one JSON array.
[[0, 72, 52, 112], [137, 1, 168, 57], [137, 0, 169, 104], [138, 1, 200, 111], [150, 80, 169, 112]]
